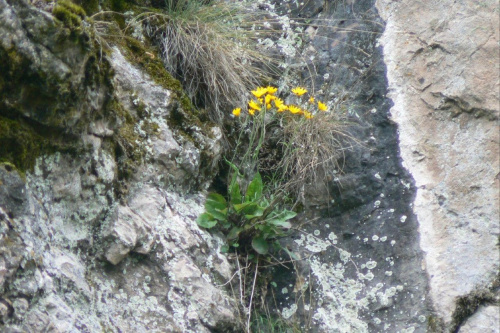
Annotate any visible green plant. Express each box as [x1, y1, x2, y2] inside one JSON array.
[[197, 161, 296, 255], [197, 84, 348, 253], [194, 81, 351, 332]]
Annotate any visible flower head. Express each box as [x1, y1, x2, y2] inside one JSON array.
[[232, 108, 241, 117], [265, 94, 276, 105], [277, 105, 288, 112], [248, 109, 255, 116], [317, 101, 328, 111], [248, 100, 261, 111], [292, 87, 308, 96], [288, 105, 304, 115], [308, 96, 315, 104], [251, 87, 268, 99], [304, 111, 314, 119], [274, 98, 285, 108], [266, 86, 278, 95]]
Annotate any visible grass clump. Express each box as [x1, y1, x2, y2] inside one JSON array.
[[129, 0, 277, 124]]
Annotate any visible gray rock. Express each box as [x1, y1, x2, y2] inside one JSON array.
[[459, 306, 500, 333]]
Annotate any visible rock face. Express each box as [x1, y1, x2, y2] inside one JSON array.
[[0, 0, 498, 332], [269, 1, 432, 331], [0, 1, 235, 332], [377, 0, 500, 330]]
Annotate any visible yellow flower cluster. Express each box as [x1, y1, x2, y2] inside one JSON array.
[[231, 86, 329, 119]]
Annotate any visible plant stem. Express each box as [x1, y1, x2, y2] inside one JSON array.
[[246, 259, 259, 332]]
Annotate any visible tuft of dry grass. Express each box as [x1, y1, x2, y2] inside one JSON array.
[[274, 107, 352, 197], [131, 0, 280, 124]]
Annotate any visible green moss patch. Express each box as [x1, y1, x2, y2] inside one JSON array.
[[0, 115, 79, 175], [53, 0, 86, 28]]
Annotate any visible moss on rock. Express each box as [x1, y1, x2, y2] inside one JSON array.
[[53, 0, 86, 28]]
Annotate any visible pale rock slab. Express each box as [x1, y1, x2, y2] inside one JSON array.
[[376, 0, 500, 327], [459, 305, 500, 333]]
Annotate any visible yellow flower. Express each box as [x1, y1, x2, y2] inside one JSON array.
[[266, 86, 278, 94], [265, 94, 275, 105], [251, 87, 268, 99], [249, 109, 255, 116], [308, 96, 315, 104], [288, 105, 303, 115], [248, 100, 261, 111], [292, 87, 307, 96], [232, 108, 241, 116], [274, 98, 285, 108], [266, 103, 272, 109], [277, 105, 288, 112], [304, 111, 314, 119], [318, 101, 328, 111]]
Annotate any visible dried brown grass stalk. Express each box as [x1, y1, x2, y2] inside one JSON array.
[[276, 110, 352, 195]]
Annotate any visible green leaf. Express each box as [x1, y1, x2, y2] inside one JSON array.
[[196, 213, 218, 229], [233, 202, 260, 216], [205, 193, 227, 221], [251, 236, 269, 255], [220, 245, 230, 253], [268, 210, 296, 227], [241, 203, 264, 219], [227, 226, 242, 240], [206, 192, 226, 207], [268, 220, 292, 228], [220, 221, 232, 229], [229, 177, 242, 205], [225, 159, 243, 177], [246, 173, 263, 202]]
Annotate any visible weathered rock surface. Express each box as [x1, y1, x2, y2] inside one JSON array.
[[0, 1, 235, 332], [267, 1, 431, 331], [459, 305, 500, 333], [377, 0, 500, 330], [1, 0, 498, 332]]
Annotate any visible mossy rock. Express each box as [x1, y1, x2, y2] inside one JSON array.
[[0, 115, 80, 175], [72, 0, 99, 15], [52, 0, 86, 28]]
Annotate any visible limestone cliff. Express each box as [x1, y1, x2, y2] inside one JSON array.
[[0, 0, 498, 332]]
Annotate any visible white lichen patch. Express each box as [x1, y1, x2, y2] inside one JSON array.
[[400, 215, 407, 223], [310, 258, 368, 332], [328, 232, 338, 244], [281, 304, 298, 319], [358, 272, 375, 281], [339, 249, 351, 264], [365, 260, 377, 270], [294, 234, 331, 253]]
